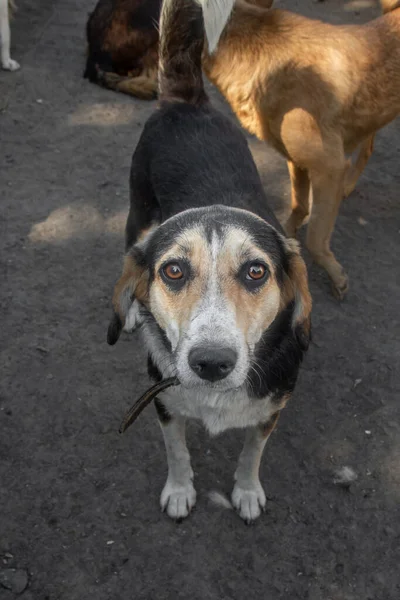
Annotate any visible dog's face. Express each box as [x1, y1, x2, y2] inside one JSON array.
[[108, 206, 311, 391]]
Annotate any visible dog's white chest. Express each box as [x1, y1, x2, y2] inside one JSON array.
[[160, 386, 275, 435]]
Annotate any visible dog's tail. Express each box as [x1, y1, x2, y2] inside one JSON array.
[[158, 0, 234, 104], [380, 0, 400, 13]]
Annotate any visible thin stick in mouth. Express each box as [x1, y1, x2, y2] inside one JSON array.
[[119, 377, 180, 434]]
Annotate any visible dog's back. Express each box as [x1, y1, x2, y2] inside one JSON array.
[[125, 0, 282, 249]]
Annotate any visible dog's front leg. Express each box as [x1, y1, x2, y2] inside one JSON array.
[[0, 0, 20, 71], [232, 412, 279, 524], [158, 411, 196, 521]]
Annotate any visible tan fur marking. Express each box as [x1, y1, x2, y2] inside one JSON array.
[[112, 254, 149, 322], [260, 411, 280, 438], [150, 229, 210, 333], [137, 224, 159, 242], [146, 224, 311, 349], [217, 229, 281, 344], [272, 392, 291, 410], [280, 238, 312, 339]]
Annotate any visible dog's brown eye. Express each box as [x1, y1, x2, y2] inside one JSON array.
[[247, 263, 267, 280], [163, 263, 183, 280]]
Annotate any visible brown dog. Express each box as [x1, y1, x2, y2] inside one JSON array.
[[85, 0, 400, 298], [203, 0, 400, 299]]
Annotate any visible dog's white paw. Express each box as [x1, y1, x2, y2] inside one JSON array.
[[160, 479, 196, 521], [2, 58, 20, 71], [231, 482, 266, 524]]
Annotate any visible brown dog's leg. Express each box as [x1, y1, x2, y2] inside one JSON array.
[[285, 161, 311, 238], [97, 68, 158, 100], [343, 134, 375, 198], [307, 163, 348, 300]]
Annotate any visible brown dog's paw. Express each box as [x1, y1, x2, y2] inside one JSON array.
[[331, 272, 349, 301], [96, 68, 120, 89], [343, 179, 356, 199]]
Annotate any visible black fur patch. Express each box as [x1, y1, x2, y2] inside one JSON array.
[[154, 399, 171, 423], [129, 0, 162, 31], [295, 322, 312, 352], [246, 301, 306, 399], [107, 312, 123, 346], [125, 103, 284, 251], [147, 354, 162, 382]]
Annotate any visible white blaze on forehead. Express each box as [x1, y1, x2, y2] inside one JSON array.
[[174, 227, 250, 389], [184, 229, 238, 344]]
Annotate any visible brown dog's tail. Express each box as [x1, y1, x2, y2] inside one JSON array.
[[380, 0, 400, 13], [158, 0, 234, 104]]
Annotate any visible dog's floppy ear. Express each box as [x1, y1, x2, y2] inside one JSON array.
[[281, 238, 312, 351], [107, 250, 149, 346]]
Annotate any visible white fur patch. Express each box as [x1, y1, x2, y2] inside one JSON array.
[[231, 482, 266, 522], [123, 300, 143, 332], [158, 384, 275, 436], [195, 0, 235, 53], [161, 479, 197, 519]]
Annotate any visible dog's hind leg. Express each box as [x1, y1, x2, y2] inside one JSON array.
[[158, 414, 196, 521], [0, 0, 19, 71], [307, 158, 348, 300], [343, 134, 375, 198], [232, 412, 279, 524], [284, 161, 311, 238], [96, 67, 158, 100], [279, 111, 348, 297]]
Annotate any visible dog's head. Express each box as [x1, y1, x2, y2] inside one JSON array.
[[108, 206, 311, 391]]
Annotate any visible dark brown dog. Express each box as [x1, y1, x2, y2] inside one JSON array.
[[84, 0, 161, 99]]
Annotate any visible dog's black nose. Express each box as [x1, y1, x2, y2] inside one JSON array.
[[188, 347, 237, 382]]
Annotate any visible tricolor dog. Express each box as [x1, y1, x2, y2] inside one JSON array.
[[107, 0, 312, 523]]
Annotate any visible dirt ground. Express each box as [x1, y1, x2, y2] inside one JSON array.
[[1, 0, 399, 598]]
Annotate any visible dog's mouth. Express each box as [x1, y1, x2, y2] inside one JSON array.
[[119, 377, 180, 433]]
